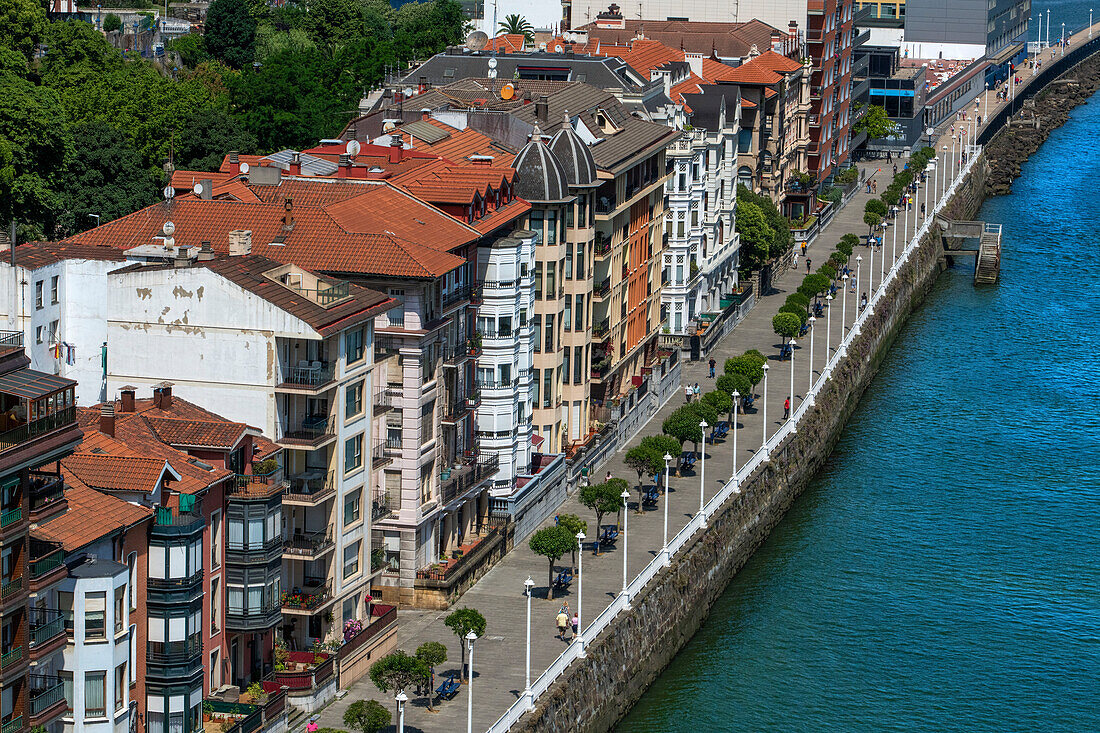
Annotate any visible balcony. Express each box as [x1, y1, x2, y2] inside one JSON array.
[[153, 506, 203, 530], [226, 535, 282, 566], [29, 675, 66, 722], [593, 278, 611, 299], [0, 507, 21, 537], [441, 395, 475, 424], [594, 236, 612, 258], [0, 405, 77, 455], [29, 610, 66, 652], [1, 575, 23, 603], [225, 598, 282, 631], [442, 284, 471, 310], [281, 580, 332, 615], [1, 716, 22, 733], [278, 416, 335, 449], [283, 470, 334, 506], [1, 645, 24, 671], [439, 454, 499, 506], [442, 342, 473, 369], [481, 325, 514, 346], [593, 318, 610, 338], [371, 488, 395, 523], [371, 440, 392, 469], [28, 547, 66, 592], [372, 385, 394, 414], [147, 569, 204, 591], [228, 468, 288, 500], [146, 637, 202, 665], [283, 530, 334, 560], [275, 361, 336, 394], [28, 471, 65, 519]]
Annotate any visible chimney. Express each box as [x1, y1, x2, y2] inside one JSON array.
[[469, 155, 493, 166], [358, 96, 371, 115], [389, 134, 403, 164], [197, 241, 215, 261], [289, 151, 302, 175], [120, 388, 135, 413], [789, 20, 798, 46], [228, 150, 240, 174], [100, 403, 115, 437], [153, 385, 173, 410], [338, 153, 351, 178], [199, 179, 213, 200], [771, 30, 783, 53], [228, 230, 252, 256], [421, 108, 431, 121], [535, 96, 549, 123], [418, 76, 429, 93]]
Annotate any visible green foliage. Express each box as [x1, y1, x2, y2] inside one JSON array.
[[205, 0, 257, 69], [822, 186, 842, 203], [773, 312, 802, 341], [701, 390, 732, 416], [718, 372, 751, 401], [803, 273, 832, 295], [529, 525, 575, 599], [0, 0, 47, 59], [555, 513, 587, 539], [579, 480, 624, 529], [852, 103, 899, 139], [785, 292, 810, 311], [833, 166, 859, 186], [175, 107, 257, 171], [625, 445, 664, 482], [444, 606, 486, 680], [103, 13, 122, 33], [166, 34, 209, 68], [639, 434, 681, 462], [725, 354, 764, 386], [343, 699, 390, 733], [498, 13, 534, 42], [415, 641, 447, 670], [662, 406, 702, 448], [368, 651, 428, 695], [690, 400, 719, 428], [734, 198, 772, 271], [865, 198, 888, 218], [778, 303, 809, 326]]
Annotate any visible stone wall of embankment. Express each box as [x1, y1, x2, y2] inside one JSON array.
[[514, 157, 990, 733]]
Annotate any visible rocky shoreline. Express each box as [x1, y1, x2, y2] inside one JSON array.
[[985, 51, 1100, 196]]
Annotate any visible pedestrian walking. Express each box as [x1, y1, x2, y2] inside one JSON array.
[[708, 357, 716, 378], [557, 610, 570, 640], [893, 163, 898, 176], [872, 179, 877, 194], [571, 613, 580, 638], [806, 258, 812, 274], [783, 397, 790, 419], [685, 385, 692, 403], [920, 202, 925, 216], [307, 720, 318, 733], [860, 292, 868, 311], [693, 383, 700, 400], [606, 471, 612, 483], [850, 277, 856, 293], [801, 242, 807, 256]]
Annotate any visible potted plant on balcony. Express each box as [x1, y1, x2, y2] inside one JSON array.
[[467, 332, 482, 354], [243, 683, 268, 705], [202, 702, 213, 722]]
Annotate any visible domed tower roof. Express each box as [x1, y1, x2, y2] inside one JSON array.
[[511, 127, 571, 203], [549, 118, 598, 188]]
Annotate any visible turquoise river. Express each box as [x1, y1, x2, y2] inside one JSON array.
[[617, 67, 1100, 733]]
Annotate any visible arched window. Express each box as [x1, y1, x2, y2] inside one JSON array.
[[738, 166, 754, 189]]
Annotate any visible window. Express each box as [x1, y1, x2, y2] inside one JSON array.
[[546, 259, 556, 296], [421, 402, 434, 442], [210, 577, 220, 634], [565, 247, 573, 279], [534, 261, 543, 299], [543, 370, 552, 408], [387, 289, 405, 327], [344, 434, 363, 473], [35, 326, 43, 344], [115, 664, 126, 710], [563, 348, 570, 385], [575, 296, 584, 332], [345, 328, 364, 364], [563, 296, 572, 331], [532, 315, 542, 353], [342, 595, 358, 626], [545, 314, 554, 353], [345, 381, 363, 419], [531, 368, 540, 405], [35, 280, 43, 309], [50, 275, 59, 304], [114, 586, 126, 634], [86, 592, 106, 640], [343, 541, 361, 578], [574, 346, 583, 385], [86, 672, 106, 717], [344, 489, 361, 525], [61, 671, 74, 712], [127, 552, 136, 610]]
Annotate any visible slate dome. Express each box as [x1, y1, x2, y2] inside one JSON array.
[[549, 123, 598, 188], [511, 127, 571, 203]]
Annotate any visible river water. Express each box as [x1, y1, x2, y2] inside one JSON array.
[[617, 73, 1100, 733]]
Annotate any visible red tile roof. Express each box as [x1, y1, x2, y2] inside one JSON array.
[[618, 39, 685, 76], [63, 453, 176, 494], [144, 416, 247, 450], [33, 477, 153, 552], [486, 34, 527, 53], [11, 241, 127, 270]]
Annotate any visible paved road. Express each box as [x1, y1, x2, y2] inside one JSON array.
[[316, 160, 941, 733]]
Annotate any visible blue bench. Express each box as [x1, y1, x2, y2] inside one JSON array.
[[436, 674, 460, 700], [680, 451, 696, 472], [553, 570, 573, 590], [780, 344, 793, 360], [642, 486, 659, 508], [741, 394, 755, 411], [599, 526, 619, 546], [715, 421, 729, 437]]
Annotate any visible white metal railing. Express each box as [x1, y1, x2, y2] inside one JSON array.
[[486, 148, 981, 732]]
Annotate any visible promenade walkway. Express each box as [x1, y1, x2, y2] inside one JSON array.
[[316, 157, 947, 733]]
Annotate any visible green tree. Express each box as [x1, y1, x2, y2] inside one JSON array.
[[555, 513, 586, 569], [725, 354, 764, 388], [735, 198, 773, 271], [864, 210, 883, 236], [414, 642, 447, 710], [852, 103, 899, 139], [57, 121, 158, 236], [343, 699, 390, 733], [368, 651, 428, 695], [690, 400, 719, 429], [395, 0, 464, 59], [0, 0, 47, 59], [639, 435, 681, 467], [103, 13, 122, 32], [166, 34, 209, 68], [779, 303, 809, 326], [529, 525, 574, 600], [662, 406, 702, 450], [624, 445, 663, 510], [865, 198, 888, 218], [701, 389, 732, 418], [205, 0, 256, 68], [175, 107, 256, 171], [498, 13, 534, 42], [579, 481, 622, 538], [444, 607, 486, 681], [773, 312, 801, 343], [716, 372, 751, 423]]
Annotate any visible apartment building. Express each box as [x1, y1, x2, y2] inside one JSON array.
[[0, 334, 83, 733]]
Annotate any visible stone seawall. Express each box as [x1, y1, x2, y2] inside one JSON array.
[[514, 158, 989, 733]]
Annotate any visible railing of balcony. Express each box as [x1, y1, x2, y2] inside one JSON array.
[[281, 416, 333, 443], [29, 609, 65, 647], [0, 406, 76, 454], [29, 675, 65, 715], [439, 454, 499, 505], [29, 549, 64, 579], [281, 581, 331, 611], [284, 531, 334, 557], [280, 362, 335, 389], [442, 284, 471, 309], [28, 471, 64, 512], [284, 470, 333, 502], [147, 637, 202, 663], [594, 278, 611, 298], [2, 576, 24, 600], [0, 507, 21, 529]]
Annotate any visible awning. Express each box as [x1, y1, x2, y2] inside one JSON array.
[[532, 434, 545, 449], [990, 42, 1024, 66], [0, 368, 76, 399]]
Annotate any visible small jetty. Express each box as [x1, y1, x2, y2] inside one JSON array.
[[937, 219, 1002, 284]]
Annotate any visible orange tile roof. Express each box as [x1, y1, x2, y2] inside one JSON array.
[[144, 416, 247, 450], [486, 34, 527, 53], [618, 39, 685, 76], [33, 477, 153, 552], [670, 73, 707, 110], [63, 453, 176, 494], [755, 49, 803, 73], [470, 198, 532, 234]]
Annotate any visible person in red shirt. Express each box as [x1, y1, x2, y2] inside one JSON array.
[[783, 397, 791, 419]]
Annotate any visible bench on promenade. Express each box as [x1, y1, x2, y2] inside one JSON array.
[[780, 344, 793, 360], [741, 394, 755, 411], [680, 451, 696, 472], [642, 486, 659, 508], [599, 526, 619, 546], [553, 570, 573, 590], [436, 674, 460, 700]]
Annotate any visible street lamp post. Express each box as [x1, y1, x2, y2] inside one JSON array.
[[1062, 22, 1065, 55], [868, 233, 876, 294], [840, 274, 849, 337], [984, 82, 990, 121], [524, 577, 534, 709], [1047, 9, 1051, 49], [891, 192, 899, 268], [620, 489, 630, 606], [396, 692, 407, 733], [662, 454, 671, 564], [575, 532, 585, 655], [807, 316, 816, 400], [788, 338, 797, 423], [855, 255, 863, 313], [825, 294, 833, 354], [761, 363, 770, 457], [466, 631, 478, 733], [731, 390, 740, 486], [698, 421, 708, 520], [1091, 9, 1094, 39], [1038, 11, 1043, 50]]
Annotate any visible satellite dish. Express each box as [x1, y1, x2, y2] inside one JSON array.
[[346, 140, 361, 157], [466, 30, 489, 51], [539, 42, 547, 51], [403, 87, 415, 98], [382, 120, 397, 132], [487, 57, 497, 69], [162, 221, 175, 237], [193, 183, 204, 197], [240, 162, 250, 174], [501, 83, 515, 100], [163, 185, 174, 200]]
